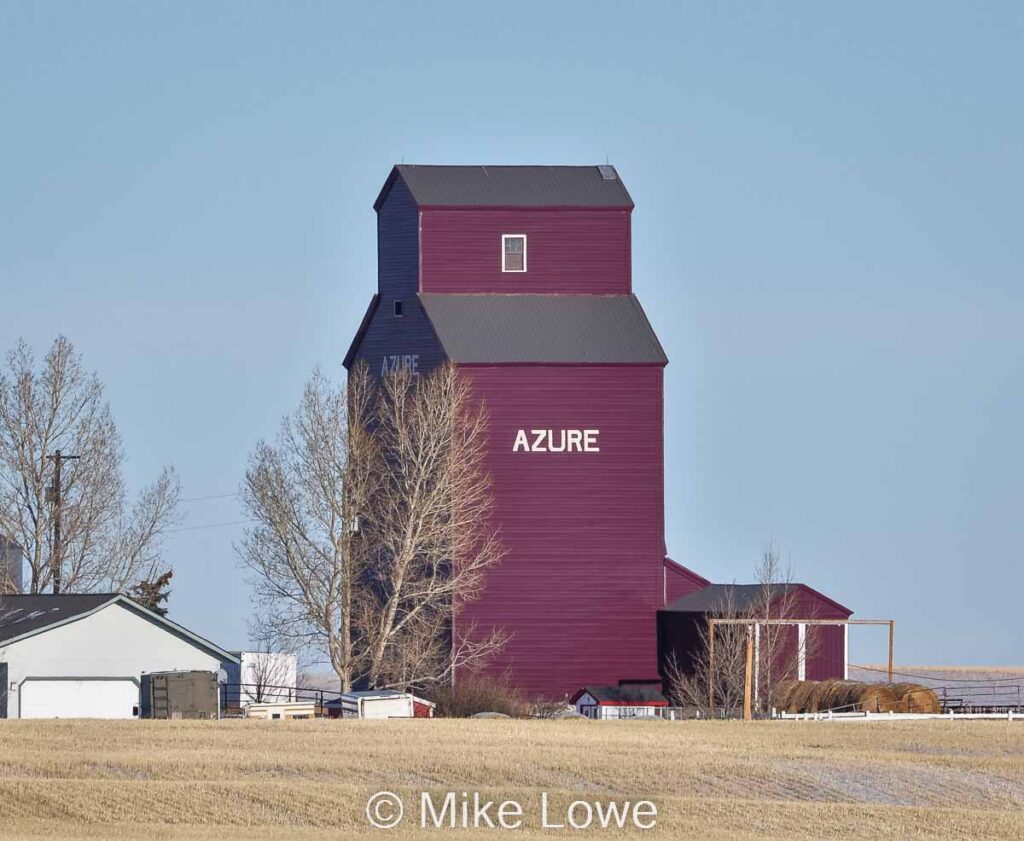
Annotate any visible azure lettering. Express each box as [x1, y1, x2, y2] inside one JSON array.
[[381, 354, 420, 375], [513, 429, 600, 453]]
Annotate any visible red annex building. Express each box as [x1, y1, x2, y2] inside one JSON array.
[[346, 165, 851, 698]]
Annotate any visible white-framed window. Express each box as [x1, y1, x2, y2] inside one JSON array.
[[502, 234, 527, 272]]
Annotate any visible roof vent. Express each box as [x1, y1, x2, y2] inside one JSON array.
[[597, 164, 617, 180]]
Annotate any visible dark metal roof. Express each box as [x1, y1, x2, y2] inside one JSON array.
[[419, 294, 667, 365], [575, 684, 668, 704], [662, 583, 852, 617], [0, 593, 116, 644], [0, 593, 240, 661], [375, 165, 634, 210], [662, 584, 793, 614]]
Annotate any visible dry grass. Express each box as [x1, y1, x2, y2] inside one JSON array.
[[0, 719, 1023, 839]]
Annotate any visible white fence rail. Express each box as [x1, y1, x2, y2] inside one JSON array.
[[778, 709, 1023, 722]]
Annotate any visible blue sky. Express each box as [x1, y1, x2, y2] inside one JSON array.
[[2, 2, 1021, 666]]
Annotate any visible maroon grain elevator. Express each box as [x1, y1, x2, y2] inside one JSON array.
[[345, 165, 847, 698]]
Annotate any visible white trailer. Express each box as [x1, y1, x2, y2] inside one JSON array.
[[339, 689, 434, 719]]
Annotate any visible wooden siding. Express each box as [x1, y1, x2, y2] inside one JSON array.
[[664, 559, 709, 605], [806, 626, 845, 681], [346, 295, 446, 376], [457, 364, 665, 698], [419, 209, 631, 294], [377, 176, 419, 299]]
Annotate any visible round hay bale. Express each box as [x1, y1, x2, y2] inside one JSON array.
[[551, 710, 588, 720], [471, 712, 512, 719], [788, 680, 823, 713], [772, 679, 801, 712], [821, 680, 863, 712], [846, 682, 898, 713], [774, 680, 899, 713], [890, 683, 940, 714]]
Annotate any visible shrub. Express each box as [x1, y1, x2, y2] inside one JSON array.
[[429, 675, 530, 718]]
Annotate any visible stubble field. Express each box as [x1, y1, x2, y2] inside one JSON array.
[[0, 718, 1022, 840]]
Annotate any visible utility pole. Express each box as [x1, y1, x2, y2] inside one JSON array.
[[743, 625, 754, 721], [45, 449, 80, 594]]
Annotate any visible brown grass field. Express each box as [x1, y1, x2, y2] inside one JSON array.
[[1, 719, 1023, 840]]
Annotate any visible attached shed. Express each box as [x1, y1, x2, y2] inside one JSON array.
[[657, 583, 852, 685], [572, 684, 669, 719], [0, 594, 237, 719]]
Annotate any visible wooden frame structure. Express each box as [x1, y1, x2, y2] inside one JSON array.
[[707, 618, 895, 720]]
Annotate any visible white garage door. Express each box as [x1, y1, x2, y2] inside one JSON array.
[[20, 678, 139, 719]]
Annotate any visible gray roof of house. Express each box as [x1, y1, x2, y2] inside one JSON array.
[[419, 294, 667, 364], [0, 593, 115, 644], [378, 165, 634, 209], [662, 584, 795, 614], [0, 593, 239, 661]]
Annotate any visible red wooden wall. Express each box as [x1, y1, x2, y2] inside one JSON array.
[[456, 364, 666, 698], [419, 209, 631, 294]]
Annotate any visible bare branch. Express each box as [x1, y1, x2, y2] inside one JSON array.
[[0, 337, 180, 594]]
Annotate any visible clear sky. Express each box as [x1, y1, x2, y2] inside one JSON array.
[[2, 2, 1021, 666]]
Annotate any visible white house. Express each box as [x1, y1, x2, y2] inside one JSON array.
[[0, 593, 238, 719]]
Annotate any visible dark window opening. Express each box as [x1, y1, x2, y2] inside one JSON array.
[[394, 300, 404, 317]]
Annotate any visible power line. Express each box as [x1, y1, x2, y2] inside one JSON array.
[[166, 519, 255, 534], [179, 492, 239, 503], [850, 663, 1024, 684]]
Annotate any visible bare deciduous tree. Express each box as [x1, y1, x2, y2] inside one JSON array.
[[0, 337, 180, 593], [665, 543, 819, 716], [751, 542, 818, 712], [240, 362, 505, 693], [664, 587, 748, 715]]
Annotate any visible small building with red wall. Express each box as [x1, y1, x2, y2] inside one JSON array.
[[345, 164, 851, 698], [657, 584, 852, 689]]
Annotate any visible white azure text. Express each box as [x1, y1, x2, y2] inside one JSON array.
[[513, 429, 600, 453]]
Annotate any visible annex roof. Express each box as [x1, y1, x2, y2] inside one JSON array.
[[418, 294, 667, 365], [573, 684, 668, 705], [375, 165, 634, 210], [0, 593, 239, 662], [662, 583, 852, 617]]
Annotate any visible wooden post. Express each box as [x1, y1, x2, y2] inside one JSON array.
[[888, 621, 895, 682], [743, 625, 754, 721], [708, 619, 716, 711]]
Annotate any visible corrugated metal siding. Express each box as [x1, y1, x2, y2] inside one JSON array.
[[377, 176, 419, 299], [456, 365, 666, 698], [420, 209, 631, 294]]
